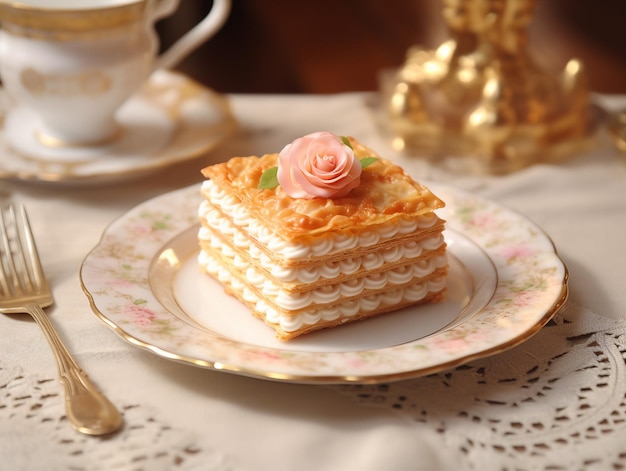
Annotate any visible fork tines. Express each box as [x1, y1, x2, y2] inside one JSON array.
[[0, 202, 46, 297]]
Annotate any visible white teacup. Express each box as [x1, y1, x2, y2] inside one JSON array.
[[0, 0, 231, 147]]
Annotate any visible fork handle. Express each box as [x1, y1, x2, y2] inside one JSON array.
[[26, 303, 123, 435]]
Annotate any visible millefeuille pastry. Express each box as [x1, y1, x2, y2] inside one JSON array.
[[198, 132, 448, 340]]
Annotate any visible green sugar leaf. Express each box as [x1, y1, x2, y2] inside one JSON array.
[[360, 157, 377, 168], [258, 166, 279, 189], [340, 135, 353, 149]]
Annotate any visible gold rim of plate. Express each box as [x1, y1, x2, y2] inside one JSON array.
[[79, 183, 569, 384]]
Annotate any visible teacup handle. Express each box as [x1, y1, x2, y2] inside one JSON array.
[[151, 0, 231, 71]]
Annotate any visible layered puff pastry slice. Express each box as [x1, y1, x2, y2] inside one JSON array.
[[198, 133, 448, 340]]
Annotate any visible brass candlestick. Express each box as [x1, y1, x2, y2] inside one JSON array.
[[382, 0, 593, 174]]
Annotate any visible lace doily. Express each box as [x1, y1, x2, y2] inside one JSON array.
[[334, 301, 626, 470], [3, 301, 624, 470], [0, 366, 231, 471]]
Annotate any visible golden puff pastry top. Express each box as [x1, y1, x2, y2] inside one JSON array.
[[201, 138, 445, 241]]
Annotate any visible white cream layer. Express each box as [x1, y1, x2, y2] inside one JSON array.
[[199, 250, 447, 334], [200, 246, 447, 310], [199, 224, 445, 284], [200, 180, 441, 261]]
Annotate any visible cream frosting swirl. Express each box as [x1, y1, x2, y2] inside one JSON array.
[[199, 248, 447, 311], [199, 250, 446, 333], [199, 225, 445, 284], [200, 181, 441, 261]]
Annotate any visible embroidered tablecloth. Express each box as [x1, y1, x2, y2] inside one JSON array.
[[1, 92, 624, 471]]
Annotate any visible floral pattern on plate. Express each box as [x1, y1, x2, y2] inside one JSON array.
[[80, 183, 568, 383]]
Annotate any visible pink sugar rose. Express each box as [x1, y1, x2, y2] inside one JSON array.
[[277, 131, 362, 199]]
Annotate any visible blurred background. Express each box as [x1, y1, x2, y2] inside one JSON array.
[[158, 0, 626, 95]]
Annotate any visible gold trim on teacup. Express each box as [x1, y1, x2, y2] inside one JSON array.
[[0, 1, 146, 38], [21, 68, 112, 97]]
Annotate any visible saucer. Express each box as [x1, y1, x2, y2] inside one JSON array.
[[0, 70, 236, 184]]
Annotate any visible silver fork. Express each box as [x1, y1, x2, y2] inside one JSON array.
[[0, 202, 123, 435]]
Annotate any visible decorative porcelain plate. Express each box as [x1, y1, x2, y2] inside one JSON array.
[[80, 183, 568, 384], [0, 70, 236, 185]]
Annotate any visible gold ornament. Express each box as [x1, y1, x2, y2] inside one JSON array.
[[382, 0, 594, 173]]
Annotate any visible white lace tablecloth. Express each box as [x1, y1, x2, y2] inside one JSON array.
[[1, 91, 625, 471]]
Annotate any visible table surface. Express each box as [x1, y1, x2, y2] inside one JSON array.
[[1, 90, 625, 471]]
